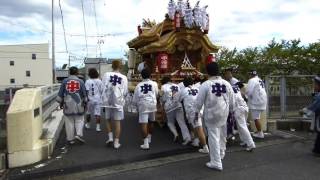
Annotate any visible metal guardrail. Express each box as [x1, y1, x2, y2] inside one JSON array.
[[266, 75, 315, 120], [40, 84, 60, 121]]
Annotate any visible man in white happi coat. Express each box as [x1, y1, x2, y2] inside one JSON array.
[[133, 68, 159, 150], [224, 68, 239, 85], [85, 68, 103, 132], [180, 77, 209, 153], [233, 82, 256, 151], [101, 60, 128, 149], [160, 76, 191, 145], [195, 62, 235, 171], [246, 70, 267, 139]]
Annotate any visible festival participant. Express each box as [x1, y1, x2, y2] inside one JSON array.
[[102, 60, 128, 149], [301, 76, 320, 157], [223, 68, 239, 139], [233, 82, 256, 151], [180, 77, 209, 153], [85, 68, 103, 132], [246, 70, 267, 139], [224, 68, 239, 85], [137, 59, 148, 73], [132, 68, 158, 150], [160, 76, 191, 145], [195, 62, 235, 171], [56, 67, 87, 144]]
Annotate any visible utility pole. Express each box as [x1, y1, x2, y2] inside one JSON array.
[[52, 0, 56, 83]]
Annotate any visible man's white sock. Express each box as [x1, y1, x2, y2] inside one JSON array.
[[147, 134, 152, 143], [203, 144, 209, 150], [144, 138, 149, 145], [108, 132, 113, 140]]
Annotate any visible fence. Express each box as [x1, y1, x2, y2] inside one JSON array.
[[266, 75, 315, 120]]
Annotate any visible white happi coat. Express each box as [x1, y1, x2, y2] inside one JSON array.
[[161, 83, 182, 113], [196, 76, 235, 127], [180, 85, 200, 121], [246, 76, 267, 110], [229, 77, 239, 86], [178, 82, 186, 93], [233, 85, 248, 113], [133, 79, 159, 113], [85, 78, 103, 103], [101, 71, 128, 109]]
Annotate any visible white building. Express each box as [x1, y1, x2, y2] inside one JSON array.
[[0, 43, 53, 90], [84, 58, 122, 79]]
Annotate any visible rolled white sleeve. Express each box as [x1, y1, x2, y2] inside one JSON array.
[[132, 85, 139, 105], [246, 79, 255, 97], [227, 84, 235, 112], [195, 83, 207, 112]]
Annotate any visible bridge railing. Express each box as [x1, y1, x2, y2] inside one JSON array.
[[6, 84, 64, 168], [40, 84, 60, 122]]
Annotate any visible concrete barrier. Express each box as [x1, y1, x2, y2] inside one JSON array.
[[6, 86, 63, 168]]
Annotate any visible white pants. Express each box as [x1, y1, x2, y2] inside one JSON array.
[[64, 115, 84, 141], [235, 108, 255, 147], [166, 108, 191, 141], [207, 125, 227, 169]]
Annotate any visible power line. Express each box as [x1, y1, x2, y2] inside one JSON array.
[[80, 0, 89, 57], [0, 17, 134, 38], [58, 0, 68, 53]]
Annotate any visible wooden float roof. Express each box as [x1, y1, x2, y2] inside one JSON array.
[[127, 18, 219, 55]]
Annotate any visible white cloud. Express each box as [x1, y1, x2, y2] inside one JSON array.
[[0, 0, 320, 67]]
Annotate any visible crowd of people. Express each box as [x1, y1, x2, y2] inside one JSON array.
[[56, 60, 320, 171]]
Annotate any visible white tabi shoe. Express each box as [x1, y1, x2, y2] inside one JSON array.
[[140, 143, 150, 150], [246, 144, 256, 152], [96, 125, 101, 132], [191, 138, 200, 147], [68, 140, 75, 145], [198, 145, 209, 154], [253, 131, 264, 139], [114, 142, 121, 149], [220, 151, 226, 160], [85, 123, 90, 129], [206, 162, 223, 171], [75, 135, 85, 143], [105, 139, 114, 145], [182, 139, 191, 146]]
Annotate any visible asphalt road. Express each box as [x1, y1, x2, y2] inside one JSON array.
[[93, 139, 320, 180], [8, 110, 317, 180]]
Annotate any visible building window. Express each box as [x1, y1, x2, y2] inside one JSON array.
[[26, 71, 31, 77], [10, 61, 14, 66], [32, 53, 36, 60], [10, 79, 15, 84]]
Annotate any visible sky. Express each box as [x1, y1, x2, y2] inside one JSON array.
[[0, 0, 319, 67]]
